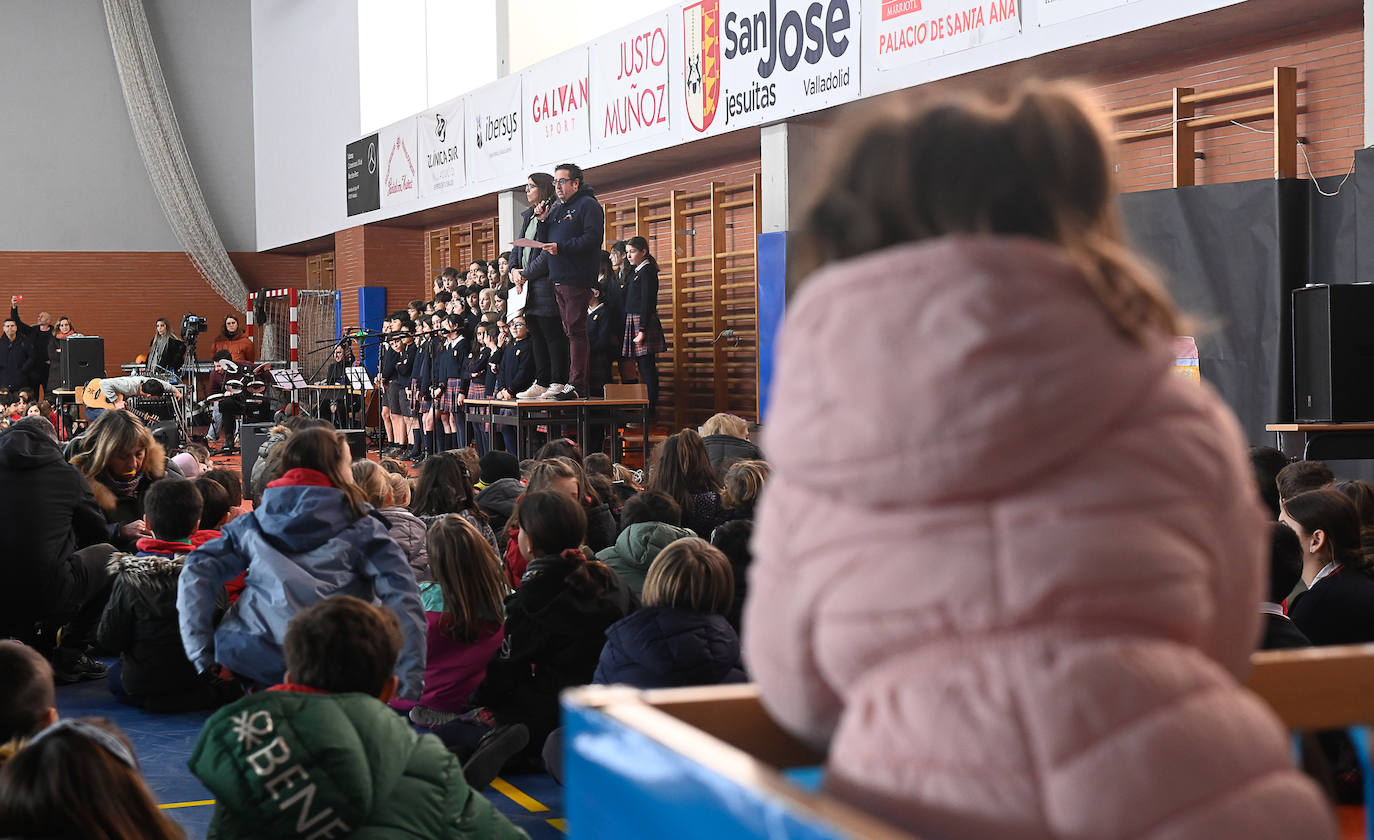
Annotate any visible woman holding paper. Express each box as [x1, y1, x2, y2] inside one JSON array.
[[509, 172, 567, 400]]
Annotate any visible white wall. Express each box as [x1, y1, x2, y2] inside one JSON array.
[[0, 0, 257, 251], [252, 0, 362, 251]]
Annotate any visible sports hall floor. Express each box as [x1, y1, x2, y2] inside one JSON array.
[[57, 671, 567, 839]]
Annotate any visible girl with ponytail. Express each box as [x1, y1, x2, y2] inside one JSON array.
[[440, 490, 635, 789], [1283, 488, 1374, 645]]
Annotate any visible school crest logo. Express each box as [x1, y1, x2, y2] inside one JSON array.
[[683, 0, 721, 133]]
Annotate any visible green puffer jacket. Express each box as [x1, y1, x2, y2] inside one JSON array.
[[190, 688, 528, 840], [596, 521, 696, 598]]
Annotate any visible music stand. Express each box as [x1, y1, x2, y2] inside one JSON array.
[[269, 368, 307, 418], [344, 365, 373, 434]]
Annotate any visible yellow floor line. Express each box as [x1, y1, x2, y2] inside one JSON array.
[[159, 799, 215, 810], [489, 777, 548, 813], [546, 817, 567, 833]]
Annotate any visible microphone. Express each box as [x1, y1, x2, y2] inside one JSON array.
[[711, 329, 736, 344]]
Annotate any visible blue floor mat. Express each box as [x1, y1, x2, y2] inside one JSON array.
[[56, 670, 565, 839]]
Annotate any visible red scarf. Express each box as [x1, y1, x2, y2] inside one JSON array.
[[266, 468, 335, 489]]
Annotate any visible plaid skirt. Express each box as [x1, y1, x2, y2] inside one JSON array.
[[468, 380, 487, 401], [438, 378, 464, 414], [623, 313, 666, 358], [409, 378, 431, 415]]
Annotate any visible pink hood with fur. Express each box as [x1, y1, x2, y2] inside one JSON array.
[[745, 237, 1332, 839]]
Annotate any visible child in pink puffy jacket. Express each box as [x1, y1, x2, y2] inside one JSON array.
[[746, 80, 1335, 840]]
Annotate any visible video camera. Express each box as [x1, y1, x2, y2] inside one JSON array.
[[180, 313, 208, 342]]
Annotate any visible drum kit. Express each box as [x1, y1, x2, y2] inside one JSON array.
[[193, 363, 273, 425]]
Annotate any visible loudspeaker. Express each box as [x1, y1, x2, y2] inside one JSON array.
[[239, 422, 277, 497], [1292, 284, 1374, 421], [60, 337, 104, 390], [341, 429, 368, 461]]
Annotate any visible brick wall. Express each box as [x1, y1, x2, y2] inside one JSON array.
[[1094, 12, 1362, 192], [0, 250, 303, 375], [334, 225, 426, 327]]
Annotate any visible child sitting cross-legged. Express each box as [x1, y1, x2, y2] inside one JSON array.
[[189, 596, 527, 840], [97, 478, 243, 712]]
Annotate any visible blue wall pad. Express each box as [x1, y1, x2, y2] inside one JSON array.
[[756, 231, 786, 422], [357, 287, 387, 375]]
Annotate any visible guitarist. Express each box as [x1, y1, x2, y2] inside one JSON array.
[[87, 376, 177, 422]]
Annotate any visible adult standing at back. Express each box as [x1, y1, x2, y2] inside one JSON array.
[[540, 163, 604, 402], [211, 315, 255, 364], [510, 173, 566, 400]]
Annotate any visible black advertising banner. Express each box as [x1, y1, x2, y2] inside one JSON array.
[[346, 134, 381, 216]]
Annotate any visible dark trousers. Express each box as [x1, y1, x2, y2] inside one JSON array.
[[14, 543, 117, 652], [589, 352, 614, 398], [556, 285, 593, 393], [636, 354, 659, 416], [526, 312, 568, 386]]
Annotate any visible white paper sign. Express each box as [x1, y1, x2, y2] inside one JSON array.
[[379, 117, 419, 207], [679, 0, 862, 139], [465, 75, 524, 185], [1037, 0, 1136, 27], [418, 97, 465, 197], [522, 49, 591, 166], [592, 13, 672, 150], [868, 0, 1021, 70]]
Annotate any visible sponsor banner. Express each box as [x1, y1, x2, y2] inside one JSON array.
[[345, 133, 380, 216], [680, 0, 861, 138], [868, 0, 1020, 70], [379, 118, 420, 207], [466, 75, 524, 184], [419, 97, 465, 197], [591, 12, 672, 150], [1037, 0, 1136, 26], [523, 48, 591, 166]]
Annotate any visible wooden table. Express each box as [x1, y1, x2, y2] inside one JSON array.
[[1266, 422, 1374, 460], [464, 397, 649, 460]]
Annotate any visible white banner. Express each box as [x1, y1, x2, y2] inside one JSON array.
[[523, 49, 591, 166], [418, 97, 465, 197], [465, 75, 524, 185], [591, 13, 673, 150], [679, 0, 862, 140], [868, 0, 1020, 70], [379, 117, 419, 207], [1037, 0, 1137, 26]]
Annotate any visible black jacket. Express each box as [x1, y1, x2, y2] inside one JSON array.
[[587, 305, 621, 358], [512, 207, 559, 318], [474, 553, 636, 745], [594, 606, 747, 688], [623, 260, 661, 323], [11, 306, 56, 384], [1288, 566, 1374, 646], [0, 423, 110, 631], [1261, 613, 1312, 650], [146, 335, 187, 374], [0, 334, 33, 390], [96, 550, 207, 699], [546, 186, 604, 288], [702, 434, 763, 480]]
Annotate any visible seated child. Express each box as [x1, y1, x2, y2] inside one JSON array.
[[189, 596, 526, 840], [191, 476, 232, 547], [0, 642, 58, 758], [403, 515, 508, 728], [201, 467, 249, 524], [595, 536, 746, 688], [178, 427, 426, 696], [1263, 522, 1310, 649], [97, 478, 242, 712], [0, 717, 184, 840], [719, 459, 770, 523], [352, 458, 430, 581], [597, 490, 694, 598]]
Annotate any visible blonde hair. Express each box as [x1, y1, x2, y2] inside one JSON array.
[[388, 473, 412, 507], [700, 413, 749, 439], [71, 411, 160, 482], [721, 459, 770, 511], [793, 79, 1181, 342], [351, 459, 392, 508], [643, 537, 734, 614]]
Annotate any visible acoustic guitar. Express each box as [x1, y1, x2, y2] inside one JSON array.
[[81, 379, 160, 424]]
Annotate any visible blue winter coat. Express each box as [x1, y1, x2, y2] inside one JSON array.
[[176, 481, 427, 696], [593, 605, 747, 689]]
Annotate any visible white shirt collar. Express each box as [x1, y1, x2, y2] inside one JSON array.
[[1312, 561, 1341, 587], [1259, 602, 1289, 619]]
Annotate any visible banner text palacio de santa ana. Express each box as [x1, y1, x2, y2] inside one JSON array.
[[868, 0, 1020, 70]]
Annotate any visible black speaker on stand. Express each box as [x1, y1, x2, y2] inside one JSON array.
[[60, 337, 105, 390], [239, 421, 277, 499], [1292, 284, 1374, 422]]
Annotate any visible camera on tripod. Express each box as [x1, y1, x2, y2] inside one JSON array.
[[180, 314, 208, 342]]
